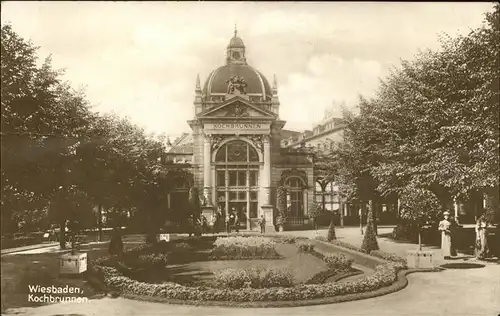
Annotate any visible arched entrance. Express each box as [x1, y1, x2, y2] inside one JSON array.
[[214, 139, 260, 230]]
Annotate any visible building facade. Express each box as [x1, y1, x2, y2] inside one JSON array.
[[164, 30, 342, 231], [162, 30, 488, 231]]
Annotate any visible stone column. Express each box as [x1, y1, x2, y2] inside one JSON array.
[[262, 135, 271, 205], [203, 135, 212, 206], [260, 135, 275, 232], [201, 134, 215, 222]]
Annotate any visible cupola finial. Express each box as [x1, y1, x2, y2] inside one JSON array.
[[234, 24, 237, 37]]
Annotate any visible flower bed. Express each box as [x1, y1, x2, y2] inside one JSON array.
[[297, 241, 315, 253], [214, 267, 294, 289], [314, 236, 407, 265], [94, 259, 405, 302], [304, 253, 358, 285], [209, 236, 280, 260], [89, 235, 411, 305]]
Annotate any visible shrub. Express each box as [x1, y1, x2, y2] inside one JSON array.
[[392, 223, 419, 242], [331, 239, 364, 252], [361, 205, 379, 253], [327, 218, 337, 241], [137, 253, 169, 267], [98, 261, 405, 302], [210, 236, 280, 260], [214, 268, 252, 289], [297, 242, 315, 253], [370, 250, 407, 265], [91, 235, 410, 303], [174, 242, 193, 252], [282, 236, 297, 244], [323, 253, 353, 270], [214, 267, 294, 289], [315, 236, 327, 242]]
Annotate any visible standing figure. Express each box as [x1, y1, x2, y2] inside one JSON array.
[[188, 215, 194, 237], [226, 211, 232, 234], [258, 215, 266, 234], [438, 211, 454, 259], [210, 214, 217, 235], [234, 210, 240, 233], [475, 214, 489, 259]]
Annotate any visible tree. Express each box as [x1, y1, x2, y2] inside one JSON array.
[[327, 218, 337, 241], [361, 201, 379, 253], [1, 24, 174, 248], [399, 185, 442, 250]]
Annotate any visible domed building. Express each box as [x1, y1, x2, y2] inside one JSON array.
[[163, 30, 386, 231]]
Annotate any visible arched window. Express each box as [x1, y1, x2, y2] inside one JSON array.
[[285, 177, 305, 218], [215, 140, 259, 222], [215, 140, 259, 163]]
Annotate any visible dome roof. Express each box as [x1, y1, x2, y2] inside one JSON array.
[[203, 64, 272, 98], [228, 36, 245, 48]]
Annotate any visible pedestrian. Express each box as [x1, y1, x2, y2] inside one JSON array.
[[438, 211, 454, 259], [210, 214, 217, 234], [234, 212, 240, 233], [201, 215, 207, 234], [475, 214, 489, 259], [226, 211, 232, 234], [258, 214, 266, 234]]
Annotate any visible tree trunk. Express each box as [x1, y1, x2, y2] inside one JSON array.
[[97, 204, 103, 242], [372, 198, 378, 236], [484, 187, 499, 223], [339, 200, 344, 227], [359, 202, 364, 235], [59, 217, 66, 249], [321, 186, 326, 213]]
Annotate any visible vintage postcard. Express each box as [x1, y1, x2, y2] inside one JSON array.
[[1, 2, 499, 316]]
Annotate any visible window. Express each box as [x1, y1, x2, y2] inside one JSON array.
[[250, 170, 258, 186], [315, 181, 340, 212], [215, 140, 259, 219], [285, 177, 304, 218], [215, 140, 259, 163], [217, 170, 225, 187]]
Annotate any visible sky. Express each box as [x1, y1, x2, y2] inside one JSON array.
[[1, 1, 495, 139]]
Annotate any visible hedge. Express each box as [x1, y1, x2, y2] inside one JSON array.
[[90, 235, 409, 303], [209, 236, 281, 260], [94, 262, 405, 302]]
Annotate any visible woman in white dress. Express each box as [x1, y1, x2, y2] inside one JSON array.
[[475, 214, 489, 259], [438, 211, 453, 259]]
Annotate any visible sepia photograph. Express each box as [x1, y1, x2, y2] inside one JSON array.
[[1, 2, 499, 316]]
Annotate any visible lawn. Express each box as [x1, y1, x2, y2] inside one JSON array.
[[129, 242, 329, 286]]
